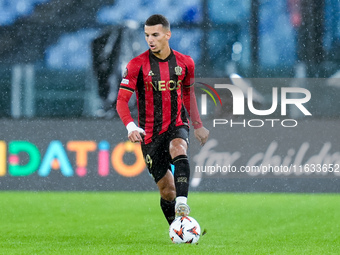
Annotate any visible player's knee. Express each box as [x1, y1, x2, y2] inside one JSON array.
[[170, 139, 187, 158]]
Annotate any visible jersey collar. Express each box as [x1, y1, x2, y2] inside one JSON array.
[[149, 49, 174, 62]]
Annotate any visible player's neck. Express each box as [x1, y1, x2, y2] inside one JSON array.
[[152, 46, 171, 60]]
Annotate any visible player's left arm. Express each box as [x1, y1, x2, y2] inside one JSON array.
[[182, 57, 209, 146]]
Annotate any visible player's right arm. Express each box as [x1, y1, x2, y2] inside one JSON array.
[[116, 62, 145, 143], [182, 56, 209, 146]]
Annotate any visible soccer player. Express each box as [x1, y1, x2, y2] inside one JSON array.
[[116, 14, 209, 225]]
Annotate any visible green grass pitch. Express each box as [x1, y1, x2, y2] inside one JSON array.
[[1, 192, 339, 254]]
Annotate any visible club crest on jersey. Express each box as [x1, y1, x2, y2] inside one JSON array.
[[148, 70, 155, 76], [175, 66, 182, 76]]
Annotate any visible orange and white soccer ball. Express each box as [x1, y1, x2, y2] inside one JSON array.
[[169, 216, 201, 244]]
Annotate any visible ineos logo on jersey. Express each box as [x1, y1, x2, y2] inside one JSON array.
[[145, 80, 182, 91]]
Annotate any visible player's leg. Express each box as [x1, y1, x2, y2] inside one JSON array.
[[156, 170, 176, 225], [142, 138, 176, 225], [169, 137, 190, 216]]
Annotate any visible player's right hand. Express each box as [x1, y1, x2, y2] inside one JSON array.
[[126, 122, 146, 143], [194, 126, 209, 146]]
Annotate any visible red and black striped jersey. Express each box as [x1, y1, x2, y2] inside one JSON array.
[[118, 49, 200, 144]]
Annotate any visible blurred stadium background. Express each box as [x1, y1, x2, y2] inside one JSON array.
[[0, 0, 339, 118], [0, 0, 340, 192], [1, 2, 340, 252]]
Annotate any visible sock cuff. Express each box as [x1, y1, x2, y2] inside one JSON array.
[[176, 196, 188, 205], [172, 154, 188, 164]]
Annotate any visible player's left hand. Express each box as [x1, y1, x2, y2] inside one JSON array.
[[194, 126, 209, 146]]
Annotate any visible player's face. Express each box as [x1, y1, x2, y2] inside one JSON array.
[[144, 24, 171, 57]]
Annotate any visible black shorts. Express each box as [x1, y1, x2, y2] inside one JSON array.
[[141, 126, 189, 183]]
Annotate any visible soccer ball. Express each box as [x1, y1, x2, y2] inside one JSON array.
[[169, 216, 201, 244]]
